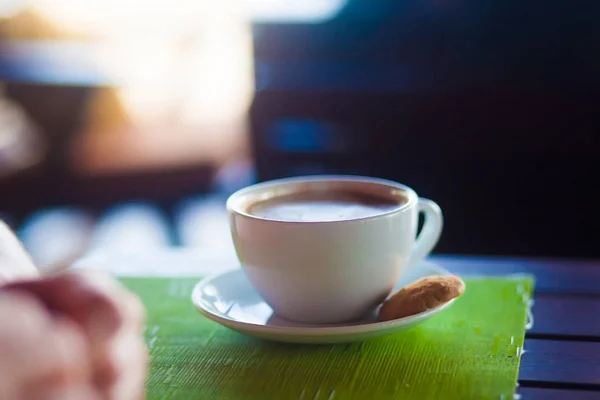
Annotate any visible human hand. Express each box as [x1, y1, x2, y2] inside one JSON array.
[[3, 271, 148, 400], [0, 290, 97, 399]]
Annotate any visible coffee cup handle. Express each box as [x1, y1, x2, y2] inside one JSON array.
[[408, 198, 443, 267]]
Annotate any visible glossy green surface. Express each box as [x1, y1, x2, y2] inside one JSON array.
[[122, 276, 533, 400]]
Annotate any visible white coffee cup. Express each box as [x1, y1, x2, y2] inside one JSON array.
[[226, 175, 443, 324]]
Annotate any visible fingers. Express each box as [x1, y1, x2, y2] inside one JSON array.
[[68, 269, 147, 332], [67, 271, 148, 400], [24, 316, 99, 400], [66, 271, 148, 400], [3, 270, 146, 344], [0, 291, 98, 400], [2, 275, 120, 343], [95, 331, 149, 400], [37, 385, 100, 400], [42, 316, 94, 385], [1, 271, 149, 400]]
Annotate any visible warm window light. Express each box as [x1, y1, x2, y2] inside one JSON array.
[[3, 0, 347, 173], [18, 0, 347, 124], [0, 1, 26, 18], [31, 0, 347, 29], [29, 0, 254, 125]]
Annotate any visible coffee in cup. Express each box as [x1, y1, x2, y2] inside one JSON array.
[[227, 175, 442, 324], [247, 189, 405, 222]]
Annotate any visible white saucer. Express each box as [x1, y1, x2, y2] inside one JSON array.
[[191, 261, 456, 344]]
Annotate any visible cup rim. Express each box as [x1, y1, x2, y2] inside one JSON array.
[[226, 175, 418, 225]]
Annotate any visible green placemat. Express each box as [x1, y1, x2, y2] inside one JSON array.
[[122, 276, 533, 400]]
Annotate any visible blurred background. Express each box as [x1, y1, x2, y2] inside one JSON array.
[[0, 0, 598, 270]]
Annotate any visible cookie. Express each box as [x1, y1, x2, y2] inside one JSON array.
[[378, 275, 465, 322]]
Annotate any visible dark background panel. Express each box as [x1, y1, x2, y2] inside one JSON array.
[[250, 0, 600, 258]]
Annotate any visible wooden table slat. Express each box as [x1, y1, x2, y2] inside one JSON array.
[[520, 339, 600, 389], [528, 294, 600, 339], [518, 387, 600, 399], [436, 255, 600, 295]]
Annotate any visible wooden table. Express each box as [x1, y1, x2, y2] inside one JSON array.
[[77, 251, 600, 399], [435, 255, 600, 399]]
